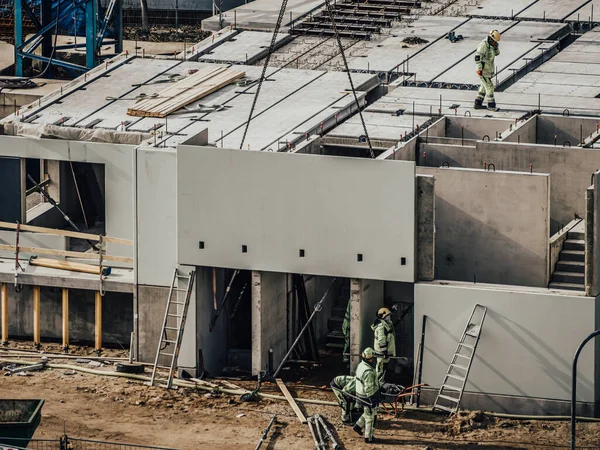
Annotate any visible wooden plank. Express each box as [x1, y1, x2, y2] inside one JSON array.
[[128, 68, 245, 118], [276, 378, 307, 424], [0, 244, 133, 264], [190, 377, 219, 388], [0, 221, 133, 245], [30, 257, 103, 275]]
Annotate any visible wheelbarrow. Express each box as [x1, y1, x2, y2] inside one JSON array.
[[0, 399, 45, 448], [379, 383, 429, 417]]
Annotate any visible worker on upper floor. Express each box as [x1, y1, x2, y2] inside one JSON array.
[[353, 347, 380, 444], [474, 29, 501, 112], [371, 307, 396, 384], [331, 374, 356, 424]]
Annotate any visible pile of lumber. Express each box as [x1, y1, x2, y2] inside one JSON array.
[[127, 67, 245, 118]]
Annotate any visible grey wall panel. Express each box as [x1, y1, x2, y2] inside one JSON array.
[[417, 167, 550, 288], [177, 146, 416, 282], [415, 282, 596, 404], [136, 148, 177, 287]]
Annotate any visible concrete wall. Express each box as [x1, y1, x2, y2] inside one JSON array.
[[417, 140, 600, 234], [251, 270, 287, 375], [136, 148, 176, 287], [177, 146, 416, 282], [416, 175, 435, 281], [536, 115, 600, 146], [7, 286, 133, 346], [418, 167, 550, 288], [445, 116, 513, 141], [0, 231, 67, 259], [415, 282, 597, 415], [378, 117, 446, 161], [137, 285, 168, 363], [502, 115, 537, 144], [349, 278, 383, 372], [0, 136, 135, 259]]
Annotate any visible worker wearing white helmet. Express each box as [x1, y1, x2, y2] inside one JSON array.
[[371, 307, 396, 384], [474, 30, 501, 111], [353, 347, 380, 443]]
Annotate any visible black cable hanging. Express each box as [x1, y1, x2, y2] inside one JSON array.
[[239, 0, 290, 150], [322, 0, 375, 159]]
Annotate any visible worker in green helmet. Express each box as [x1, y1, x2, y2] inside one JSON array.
[[474, 29, 501, 111], [372, 307, 396, 384], [330, 375, 356, 423], [342, 301, 350, 363], [353, 347, 380, 443]]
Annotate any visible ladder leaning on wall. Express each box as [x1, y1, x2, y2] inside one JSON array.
[[150, 268, 196, 389], [432, 304, 487, 415]]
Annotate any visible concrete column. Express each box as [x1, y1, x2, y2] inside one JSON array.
[[1, 283, 7, 345], [349, 278, 384, 373], [95, 291, 102, 351], [592, 172, 600, 297], [251, 271, 287, 375], [417, 175, 435, 281], [62, 288, 69, 351], [33, 286, 40, 347], [586, 186, 594, 296]]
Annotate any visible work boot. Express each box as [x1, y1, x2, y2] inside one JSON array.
[[474, 98, 484, 109], [353, 424, 363, 436], [487, 102, 499, 112], [365, 437, 376, 443]]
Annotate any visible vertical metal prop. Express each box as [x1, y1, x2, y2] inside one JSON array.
[[62, 288, 69, 351], [416, 315, 427, 407], [33, 286, 41, 348], [95, 290, 102, 353]]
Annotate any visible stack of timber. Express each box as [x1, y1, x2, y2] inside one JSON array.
[[127, 67, 246, 118]]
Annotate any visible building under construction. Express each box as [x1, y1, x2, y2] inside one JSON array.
[[2, 0, 600, 430]]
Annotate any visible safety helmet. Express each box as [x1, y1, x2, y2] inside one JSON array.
[[377, 307, 391, 319], [489, 30, 501, 43], [362, 347, 374, 360]]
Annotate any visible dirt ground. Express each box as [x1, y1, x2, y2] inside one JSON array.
[[2, 343, 600, 450]]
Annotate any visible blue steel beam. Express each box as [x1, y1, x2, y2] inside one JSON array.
[[85, 0, 97, 68], [14, 0, 23, 76], [16, 51, 87, 72], [16, 0, 81, 51]]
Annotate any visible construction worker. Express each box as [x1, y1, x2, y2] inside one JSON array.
[[330, 375, 356, 423], [371, 307, 396, 384], [342, 301, 350, 363], [353, 347, 380, 443], [474, 29, 501, 111]]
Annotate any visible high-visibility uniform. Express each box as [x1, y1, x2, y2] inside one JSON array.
[[371, 318, 396, 383], [342, 302, 350, 362], [475, 37, 500, 106], [355, 360, 379, 440], [331, 375, 356, 422]]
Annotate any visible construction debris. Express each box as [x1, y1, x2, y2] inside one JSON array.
[[403, 36, 429, 45]]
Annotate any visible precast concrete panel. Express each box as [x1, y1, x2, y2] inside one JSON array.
[[415, 282, 596, 405], [177, 146, 416, 281], [136, 148, 177, 287]]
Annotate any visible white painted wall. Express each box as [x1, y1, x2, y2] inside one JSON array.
[[0, 136, 135, 261], [136, 148, 177, 286], [415, 282, 596, 403], [177, 146, 416, 282]]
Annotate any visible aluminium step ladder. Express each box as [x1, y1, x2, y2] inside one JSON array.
[[150, 268, 196, 389], [433, 304, 487, 415]]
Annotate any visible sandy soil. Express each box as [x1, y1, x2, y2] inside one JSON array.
[[1, 345, 600, 449]]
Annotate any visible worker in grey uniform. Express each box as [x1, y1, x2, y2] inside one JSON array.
[[330, 374, 356, 423], [353, 347, 380, 444], [371, 307, 396, 384], [474, 30, 501, 111]]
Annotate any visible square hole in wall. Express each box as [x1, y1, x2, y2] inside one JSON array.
[[299, 249, 305, 257], [401, 257, 406, 266], [199, 241, 205, 249], [242, 245, 248, 253], [357, 253, 363, 262]]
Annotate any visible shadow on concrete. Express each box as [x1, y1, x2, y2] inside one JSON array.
[[265, 420, 287, 450]]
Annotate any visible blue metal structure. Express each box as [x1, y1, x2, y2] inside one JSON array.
[[14, 0, 123, 76]]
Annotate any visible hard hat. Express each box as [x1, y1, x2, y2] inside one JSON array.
[[362, 347, 374, 359], [378, 307, 391, 319], [489, 30, 501, 42]]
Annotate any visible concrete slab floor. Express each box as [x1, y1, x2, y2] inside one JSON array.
[[516, 0, 592, 21]]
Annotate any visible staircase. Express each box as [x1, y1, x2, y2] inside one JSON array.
[[326, 280, 350, 351], [550, 230, 585, 292]]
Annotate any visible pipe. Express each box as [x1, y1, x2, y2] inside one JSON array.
[[0, 359, 339, 406]]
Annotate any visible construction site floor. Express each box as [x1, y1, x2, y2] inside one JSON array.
[[2, 342, 600, 449]]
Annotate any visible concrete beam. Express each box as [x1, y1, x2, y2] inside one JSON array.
[[251, 270, 287, 375]]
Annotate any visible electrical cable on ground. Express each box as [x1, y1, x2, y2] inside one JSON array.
[[238, 0, 289, 150], [322, 0, 374, 159]]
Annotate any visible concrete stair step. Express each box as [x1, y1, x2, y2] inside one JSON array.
[[560, 249, 585, 262], [332, 306, 347, 318], [552, 271, 584, 284], [556, 260, 585, 273], [568, 231, 585, 240], [564, 239, 585, 251], [328, 316, 343, 331], [327, 332, 345, 344], [549, 282, 585, 292], [326, 342, 344, 350]]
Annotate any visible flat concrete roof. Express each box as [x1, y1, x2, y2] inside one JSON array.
[[198, 30, 292, 64]]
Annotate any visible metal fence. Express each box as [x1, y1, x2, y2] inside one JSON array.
[[0, 436, 176, 450]]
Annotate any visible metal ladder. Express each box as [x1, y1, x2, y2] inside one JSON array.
[[150, 268, 195, 389], [433, 304, 487, 414]]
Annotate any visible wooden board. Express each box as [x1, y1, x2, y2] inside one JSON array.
[[127, 67, 246, 118], [0, 244, 133, 264], [276, 378, 307, 424], [0, 221, 133, 246], [29, 257, 103, 275]]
